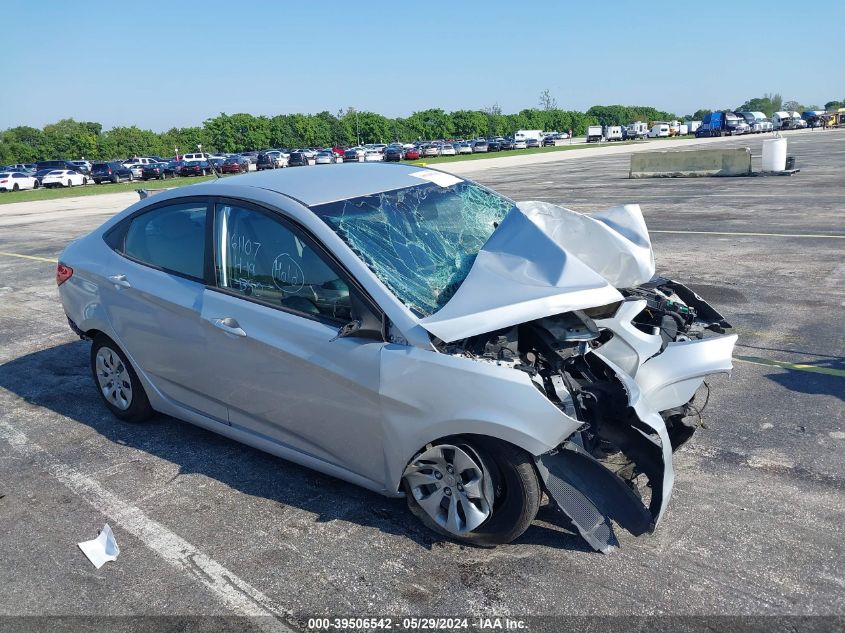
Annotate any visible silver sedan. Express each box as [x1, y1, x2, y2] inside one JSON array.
[[57, 164, 736, 549]]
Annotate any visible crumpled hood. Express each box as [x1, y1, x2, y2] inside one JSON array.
[[418, 201, 655, 343], [518, 201, 655, 289]]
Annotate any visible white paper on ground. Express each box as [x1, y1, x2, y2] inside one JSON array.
[[78, 523, 120, 569]]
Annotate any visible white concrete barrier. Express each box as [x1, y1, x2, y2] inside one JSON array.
[[629, 148, 752, 178]]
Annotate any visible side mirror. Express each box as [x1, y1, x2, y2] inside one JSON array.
[[330, 319, 362, 342], [331, 292, 386, 342]]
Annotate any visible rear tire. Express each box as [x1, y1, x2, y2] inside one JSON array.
[[12, 183, 19, 191], [90, 335, 154, 423], [404, 437, 541, 546], [66, 179, 72, 187]]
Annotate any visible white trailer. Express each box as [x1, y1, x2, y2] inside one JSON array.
[[586, 125, 603, 143], [514, 130, 544, 143], [603, 125, 623, 141], [626, 121, 648, 139], [685, 120, 702, 134], [648, 123, 670, 138]]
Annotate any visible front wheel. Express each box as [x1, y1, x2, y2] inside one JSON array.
[[90, 335, 154, 422], [403, 438, 541, 546]]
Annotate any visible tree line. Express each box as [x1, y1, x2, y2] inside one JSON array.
[[0, 104, 678, 164], [2, 94, 839, 164]]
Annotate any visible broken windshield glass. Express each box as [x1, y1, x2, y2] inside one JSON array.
[[312, 181, 514, 316]]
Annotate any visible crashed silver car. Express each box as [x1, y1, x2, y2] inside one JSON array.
[[57, 164, 736, 550]]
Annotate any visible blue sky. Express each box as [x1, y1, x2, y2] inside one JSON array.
[[2, 1, 842, 131]]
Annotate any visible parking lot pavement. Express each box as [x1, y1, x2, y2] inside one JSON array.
[[0, 131, 843, 627]]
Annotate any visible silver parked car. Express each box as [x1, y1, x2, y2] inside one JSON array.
[[57, 164, 736, 550]]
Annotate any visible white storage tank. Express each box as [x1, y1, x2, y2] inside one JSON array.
[[762, 138, 787, 172]]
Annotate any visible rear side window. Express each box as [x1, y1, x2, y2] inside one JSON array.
[[123, 202, 208, 279], [214, 203, 352, 322]]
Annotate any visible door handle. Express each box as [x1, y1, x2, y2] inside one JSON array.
[[108, 274, 131, 289], [211, 317, 247, 337]]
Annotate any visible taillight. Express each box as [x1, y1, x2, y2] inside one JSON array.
[[56, 263, 73, 286]]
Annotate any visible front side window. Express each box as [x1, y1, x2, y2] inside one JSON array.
[[313, 181, 514, 317], [123, 202, 207, 279], [215, 203, 352, 322]]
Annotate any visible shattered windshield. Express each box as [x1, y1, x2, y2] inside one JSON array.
[[312, 181, 514, 316]]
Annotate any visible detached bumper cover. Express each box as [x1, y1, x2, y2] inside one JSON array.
[[537, 336, 735, 552]]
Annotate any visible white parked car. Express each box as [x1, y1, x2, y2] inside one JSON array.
[[41, 169, 87, 188], [363, 150, 383, 162], [439, 144, 457, 156], [422, 144, 441, 158], [180, 153, 209, 163], [315, 151, 336, 165], [455, 142, 473, 154], [513, 139, 527, 149], [0, 171, 39, 191]]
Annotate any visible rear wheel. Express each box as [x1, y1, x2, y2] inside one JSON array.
[[12, 183, 19, 191], [66, 179, 72, 187], [90, 335, 154, 423], [403, 438, 540, 546]]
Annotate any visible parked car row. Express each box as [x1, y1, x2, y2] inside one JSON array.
[[3, 115, 835, 193]]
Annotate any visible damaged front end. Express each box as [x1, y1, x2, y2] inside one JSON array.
[[436, 288, 735, 551], [423, 201, 736, 551]]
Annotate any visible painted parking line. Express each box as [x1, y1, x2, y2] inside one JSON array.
[[0, 251, 58, 263], [650, 230, 845, 239], [0, 419, 295, 633], [734, 355, 845, 378]]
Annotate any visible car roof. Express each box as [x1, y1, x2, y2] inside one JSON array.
[[192, 163, 443, 206]]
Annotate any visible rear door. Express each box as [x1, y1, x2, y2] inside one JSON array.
[[199, 199, 388, 486], [101, 197, 227, 420]]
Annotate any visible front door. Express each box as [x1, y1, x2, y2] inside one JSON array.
[[200, 200, 388, 486]]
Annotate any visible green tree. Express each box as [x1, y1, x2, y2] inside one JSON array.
[[404, 109, 454, 140], [42, 118, 98, 160], [450, 110, 488, 139], [692, 109, 712, 120]]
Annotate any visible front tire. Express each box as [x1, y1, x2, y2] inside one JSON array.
[[403, 437, 541, 546], [90, 335, 154, 423]]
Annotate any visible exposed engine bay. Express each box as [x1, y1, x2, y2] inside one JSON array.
[[436, 274, 736, 551]]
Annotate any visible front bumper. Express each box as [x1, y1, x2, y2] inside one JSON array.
[[537, 290, 736, 552]]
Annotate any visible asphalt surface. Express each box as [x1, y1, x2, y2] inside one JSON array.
[[0, 130, 843, 631]]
